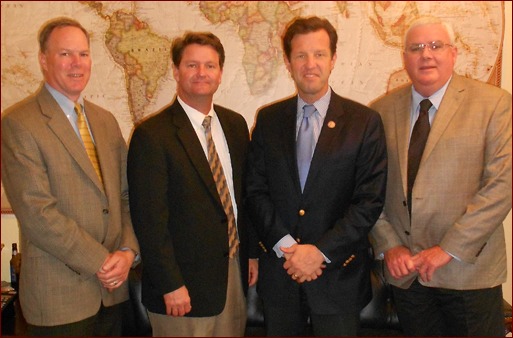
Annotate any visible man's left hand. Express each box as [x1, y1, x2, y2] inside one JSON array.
[[281, 244, 325, 283], [411, 245, 452, 282]]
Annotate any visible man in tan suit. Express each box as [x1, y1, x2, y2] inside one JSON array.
[[1, 17, 139, 336], [370, 16, 511, 336]]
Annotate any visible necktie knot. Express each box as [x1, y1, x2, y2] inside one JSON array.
[[303, 104, 316, 119], [419, 99, 432, 115], [74, 103, 83, 117], [202, 116, 212, 130]]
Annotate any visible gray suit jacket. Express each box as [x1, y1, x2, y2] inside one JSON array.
[[1, 85, 139, 326], [370, 74, 511, 290]]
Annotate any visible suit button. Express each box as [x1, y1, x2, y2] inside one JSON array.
[[298, 209, 305, 216], [404, 231, 410, 236], [103, 209, 109, 214]]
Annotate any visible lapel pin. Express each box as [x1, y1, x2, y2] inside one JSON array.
[[327, 121, 336, 129]]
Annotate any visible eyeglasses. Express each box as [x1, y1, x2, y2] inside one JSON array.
[[405, 40, 453, 54]]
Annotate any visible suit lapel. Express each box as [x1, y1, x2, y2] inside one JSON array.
[[304, 93, 345, 194], [217, 107, 242, 204], [38, 88, 104, 192], [394, 89, 413, 198], [279, 99, 301, 194], [422, 75, 465, 162], [84, 102, 112, 192], [173, 101, 221, 204]]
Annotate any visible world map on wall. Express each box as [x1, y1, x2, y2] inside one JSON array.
[[0, 1, 505, 211], [1, 1, 505, 139]]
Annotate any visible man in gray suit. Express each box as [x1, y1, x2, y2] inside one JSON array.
[[370, 16, 511, 336], [1, 17, 139, 336]]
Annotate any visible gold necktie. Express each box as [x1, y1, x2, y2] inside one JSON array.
[[75, 103, 103, 185], [202, 116, 239, 258]]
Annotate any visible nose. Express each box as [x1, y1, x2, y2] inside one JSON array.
[[420, 47, 434, 58], [305, 55, 316, 68], [196, 64, 207, 76], [71, 53, 82, 66]]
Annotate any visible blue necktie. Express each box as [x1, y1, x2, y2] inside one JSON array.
[[297, 104, 316, 192]]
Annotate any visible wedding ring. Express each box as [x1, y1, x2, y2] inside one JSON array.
[[292, 274, 299, 279], [111, 281, 118, 286]]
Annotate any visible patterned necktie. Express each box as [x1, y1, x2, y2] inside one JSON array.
[[75, 103, 103, 185], [407, 99, 432, 215], [202, 116, 239, 258], [296, 104, 317, 192]]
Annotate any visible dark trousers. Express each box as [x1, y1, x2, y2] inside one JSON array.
[[392, 279, 504, 336], [26, 301, 125, 336], [262, 285, 359, 336]]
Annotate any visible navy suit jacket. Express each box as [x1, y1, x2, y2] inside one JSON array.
[[127, 98, 255, 316], [246, 90, 387, 314]]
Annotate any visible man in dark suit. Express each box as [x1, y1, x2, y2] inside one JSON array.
[[1, 17, 139, 336], [246, 16, 387, 336], [127, 32, 258, 336]]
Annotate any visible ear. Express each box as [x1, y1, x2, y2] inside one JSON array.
[[330, 53, 337, 71], [283, 54, 292, 74], [451, 46, 458, 65], [39, 52, 47, 72], [218, 68, 223, 84], [172, 64, 179, 82]]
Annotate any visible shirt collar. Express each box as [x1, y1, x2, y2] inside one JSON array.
[[412, 76, 452, 111], [45, 82, 84, 116], [297, 88, 331, 120], [177, 95, 215, 128]]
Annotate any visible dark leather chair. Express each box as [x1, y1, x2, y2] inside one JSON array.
[[125, 260, 512, 337]]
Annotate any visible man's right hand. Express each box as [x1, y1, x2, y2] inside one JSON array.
[[163, 285, 192, 316], [384, 245, 416, 279]]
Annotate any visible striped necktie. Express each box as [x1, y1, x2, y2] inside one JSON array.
[[75, 103, 103, 185], [202, 116, 239, 258]]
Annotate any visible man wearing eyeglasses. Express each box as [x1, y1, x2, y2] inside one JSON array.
[[369, 16, 511, 336]]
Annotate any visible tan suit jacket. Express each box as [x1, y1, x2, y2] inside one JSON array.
[[1, 85, 139, 326], [370, 74, 511, 290]]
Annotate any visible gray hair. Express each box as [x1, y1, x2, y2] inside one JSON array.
[[403, 16, 455, 49]]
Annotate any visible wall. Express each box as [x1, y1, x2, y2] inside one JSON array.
[[1, 2, 512, 305]]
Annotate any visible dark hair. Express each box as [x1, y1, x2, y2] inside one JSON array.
[[171, 32, 225, 69], [38, 17, 89, 53], [282, 16, 338, 60]]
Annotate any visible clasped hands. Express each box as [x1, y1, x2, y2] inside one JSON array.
[[281, 244, 326, 284], [96, 249, 135, 292], [385, 245, 452, 282]]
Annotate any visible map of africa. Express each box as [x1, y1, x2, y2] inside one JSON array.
[[1, 1, 505, 142]]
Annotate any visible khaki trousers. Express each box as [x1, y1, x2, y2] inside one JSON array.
[[148, 257, 247, 337]]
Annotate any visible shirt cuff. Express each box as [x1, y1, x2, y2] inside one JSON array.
[[272, 235, 331, 263], [120, 247, 141, 267], [273, 235, 297, 258]]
